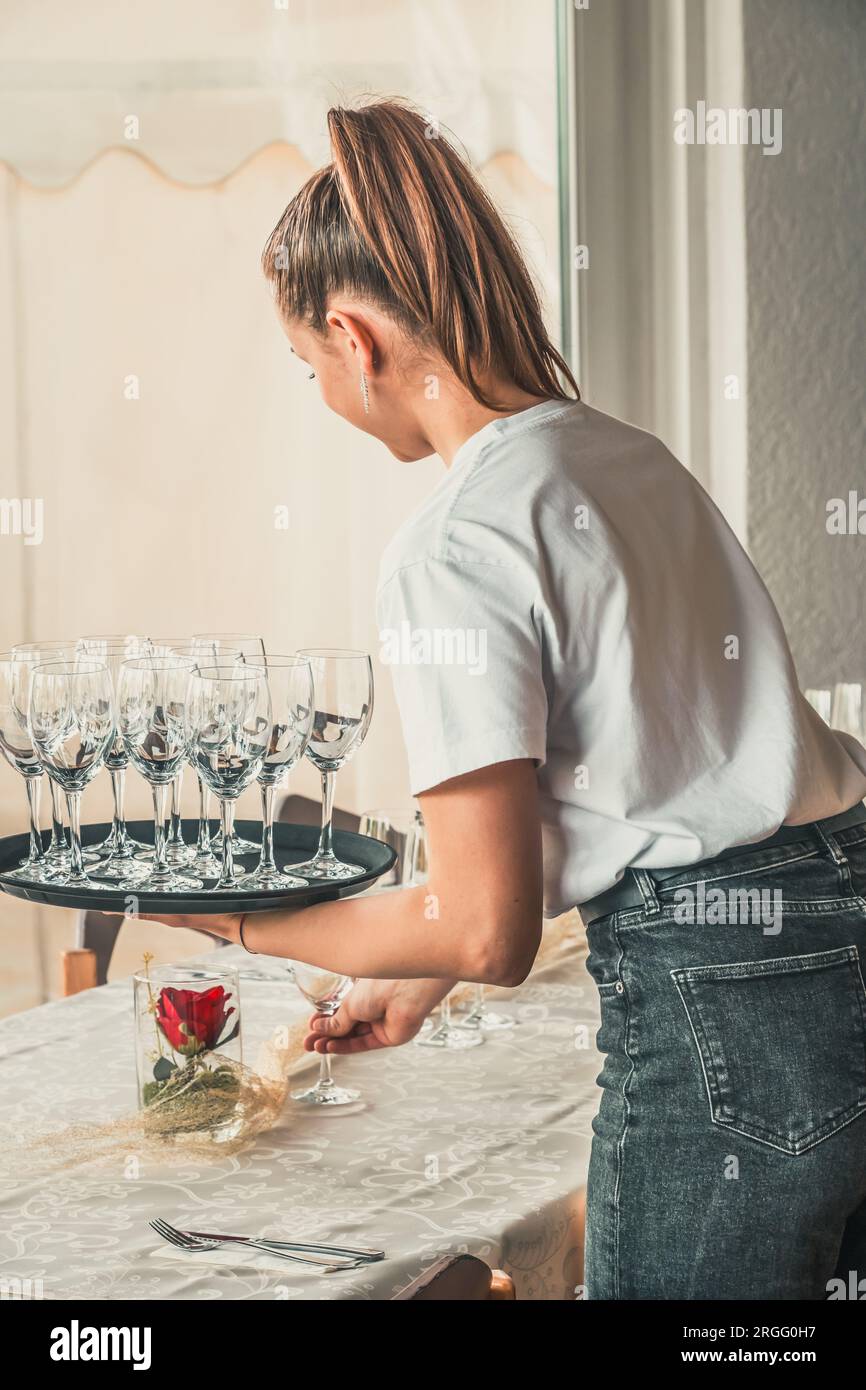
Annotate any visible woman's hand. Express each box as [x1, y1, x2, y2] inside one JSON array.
[[131, 912, 242, 943], [304, 977, 456, 1055]]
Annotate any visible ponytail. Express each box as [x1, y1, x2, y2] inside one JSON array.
[[262, 99, 579, 410]]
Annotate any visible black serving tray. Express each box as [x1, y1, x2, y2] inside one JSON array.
[[0, 818, 396, 914]]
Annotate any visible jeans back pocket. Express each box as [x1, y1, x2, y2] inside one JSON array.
[[671, 945, 866, 1155]]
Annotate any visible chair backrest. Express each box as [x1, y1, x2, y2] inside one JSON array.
[[391, 1254, 515, 1300], [61, 948, 98, 997]]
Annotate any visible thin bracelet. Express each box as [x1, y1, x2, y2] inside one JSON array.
[[237, 913, 257, 955]]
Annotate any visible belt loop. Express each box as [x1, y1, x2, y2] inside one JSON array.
[[631, 867, 661, 915], [813, 821, 853, 894]]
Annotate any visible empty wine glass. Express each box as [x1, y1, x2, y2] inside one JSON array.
[[0, 654, 49, 881], [185, 664, 271, 890], [140, 640, 199, 870], [357, 805, 419, 889], [407, 812, 482, 1051], [192, 635, 267, 855], [76, 635, 153, 877], [290, 650, 374, 880], [804, 688, 832, 723], [27, 659, 115, 889], [459, 984, 516, 1034], [831, 683, 864, 740], [191, 634, 266, 661], [289, 962, 360, 1107], [244, 656, 314, 889], [116, 654, 202, 892], [12, 642, 77, 873]]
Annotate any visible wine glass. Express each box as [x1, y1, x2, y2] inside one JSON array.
[[407, 812, 483, 1051], [357, 805, 419, 889], [289, 962, 360, 1107], [27, 659, 115, 889], [149, 642, 213, 873], [191, 634, 266, 661], [458, 984, 516, 1034], [140, 641, 199, 869], [831, 683, 864, 740], [116, 654, 203, 892], [244, 656, 314, 888], [164, 643, 243, 876], [75, 636, 153, 877], [290, 650, 374, 880], [804, 688, 832, 723], [192, 635, 267, 855], [185, 664, 271, 890], [11, 642, 78, 873], [0, 654, 49, 881]]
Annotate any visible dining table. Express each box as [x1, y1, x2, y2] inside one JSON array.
[[0, 916, 600, 1301]]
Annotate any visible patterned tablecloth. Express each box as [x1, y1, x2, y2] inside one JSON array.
[[0, 928, 600, 1301]]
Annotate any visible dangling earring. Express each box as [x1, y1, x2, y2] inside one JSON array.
[[360, 368, 370, 415]]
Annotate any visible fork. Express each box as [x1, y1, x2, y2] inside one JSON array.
[[150, 1219, 363, 1272], [186, 1229, 384, 1261]]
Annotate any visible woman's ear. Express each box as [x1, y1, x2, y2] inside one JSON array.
[[324, 308, 378, 374]]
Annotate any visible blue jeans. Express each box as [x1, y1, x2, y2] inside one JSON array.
[[584, 814, 866, 1299]]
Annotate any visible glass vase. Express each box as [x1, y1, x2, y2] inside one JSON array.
[[133, 963, 243, 1143]]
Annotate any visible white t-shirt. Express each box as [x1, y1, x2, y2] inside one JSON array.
[[376, 398, 866, 917]]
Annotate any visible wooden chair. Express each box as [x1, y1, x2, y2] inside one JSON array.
[[60, 948, 98, 997], [391, 1254, 516, 1300]]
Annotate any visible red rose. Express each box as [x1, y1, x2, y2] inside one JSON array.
[[156, 985, 236, 1056]]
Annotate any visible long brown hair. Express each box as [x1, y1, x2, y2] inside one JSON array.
[[262, 99, 579, 410]]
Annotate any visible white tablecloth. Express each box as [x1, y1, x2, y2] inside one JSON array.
[[0, 931, 600, 1301]]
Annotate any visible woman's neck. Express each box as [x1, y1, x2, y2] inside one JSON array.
[[419, 374, 552, 467]]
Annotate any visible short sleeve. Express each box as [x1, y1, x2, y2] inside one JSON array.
[[376, 557, 549, 794]]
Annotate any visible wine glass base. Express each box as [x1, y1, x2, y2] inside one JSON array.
[[60, 873, 113, 891], [414, 1026, 484, 1050], [462, 1011, 516, 1032], [288, 856, 363, 881], [290, 1082, 361, 1106], [209, 871, 255, 891], [247, 868, 307, 889], [4, 861, 53, 884], [164, 849, 193, 866], [90, 857, 151, 882], [120, 870, 204, 893], [189, 851, 222, 878], [212, 832, 261, 856]]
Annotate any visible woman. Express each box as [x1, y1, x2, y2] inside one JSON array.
[[159, 101, 866, 1299]]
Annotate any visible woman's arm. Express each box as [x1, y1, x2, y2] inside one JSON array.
[[150, 759, 543, 987]]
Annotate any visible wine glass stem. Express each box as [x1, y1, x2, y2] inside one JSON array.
[[151, 783, 170, 872], [258, 782, 276, 875], [441, 992, 452, 1029], [196, 776, 211, 853], [218, 798, 236, 887], [24, 775, 43, 862], [48, 779, 65, 851], [110, 767, 128, 851], [318, 1030, 334, 1089], [318, 770, 335, 859], [168, 769, 183, 845], [66, 789, 85, 879]]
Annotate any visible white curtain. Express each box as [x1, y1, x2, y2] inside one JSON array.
[[560, 0, 748, 543]]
